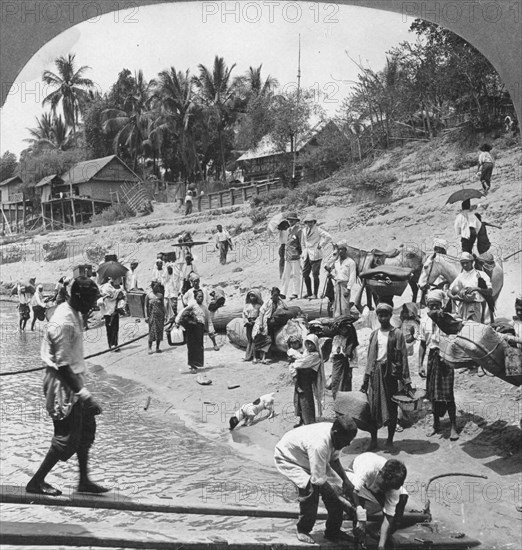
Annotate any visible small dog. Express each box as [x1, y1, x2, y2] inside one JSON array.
[[229, 392, 275, 430]]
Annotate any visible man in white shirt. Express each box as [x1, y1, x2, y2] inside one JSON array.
[[329, 240, 357, 317], [345, 452, 408, 550], [163, 264, 180, 321], [214, 224, 232, 265], [26, 277, 108, 497], [301, 214, 333, 299], [454, 199, 481, 254], [274, 418, 358, 544], [449, 252, 492, 323], [30, 284, 47, 331]]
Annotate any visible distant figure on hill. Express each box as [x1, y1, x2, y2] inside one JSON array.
[[477, 143, 494, 194], [214, 224, 233, 265], [184, 189, 194, 216]]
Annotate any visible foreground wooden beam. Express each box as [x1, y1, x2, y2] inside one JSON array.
[[0, 484, 428, 523]]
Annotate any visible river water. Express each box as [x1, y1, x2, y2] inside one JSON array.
[[0, 303, 295, 545]]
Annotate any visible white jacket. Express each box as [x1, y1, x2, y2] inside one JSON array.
[[301, 226, 333, 261]]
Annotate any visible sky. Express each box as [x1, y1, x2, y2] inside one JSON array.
[[0, 1, 416, 157]]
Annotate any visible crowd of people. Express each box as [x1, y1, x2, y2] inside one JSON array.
[[18, 148, 522, 547]]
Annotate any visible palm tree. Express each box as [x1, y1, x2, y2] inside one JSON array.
[[152, 68, 201, 181], [25, 113, 75, 152], [42, 54, 94, 135], [235, 64, 278, 102], [194, 56, 237, 181], [102, 70, 154, 171]]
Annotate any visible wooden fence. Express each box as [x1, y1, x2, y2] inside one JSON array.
[[159, 178, 283, 212]]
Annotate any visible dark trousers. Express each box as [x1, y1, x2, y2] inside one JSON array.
[[331, 354, 352, 399], [294, 369, 316, 424], [104, 313, 119, 348], [297, 482, 343, 535], [480, 162, 493, 189], [51, 401, 96, 462], [279, 244, 286, 279], [219, 240, 229, 264], [185, 202, 193, 215], [461, 227, 477, 253], [302, 256, 322, 296]]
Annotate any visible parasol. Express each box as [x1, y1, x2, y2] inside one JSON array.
[[97, 261, 128, 281], [267, 213, 290, 234], [445, 188, 484, 205]]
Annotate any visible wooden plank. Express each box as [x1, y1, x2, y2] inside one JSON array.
[[0, 485, 428, 525], [0, 521, 311, 549]]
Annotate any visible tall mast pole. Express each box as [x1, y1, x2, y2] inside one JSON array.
[[292, 34, 301, 181]]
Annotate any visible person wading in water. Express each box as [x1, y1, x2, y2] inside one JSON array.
[[26, 277, 108, 496]]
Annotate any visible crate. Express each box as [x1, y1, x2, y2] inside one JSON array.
[[366, 278, 408, 297], [73, 264, 93, 278], [104, 254, 118, 262], [127, 291, 147, 318]]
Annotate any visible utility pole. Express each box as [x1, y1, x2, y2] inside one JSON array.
[[292, 34, 301, 183]]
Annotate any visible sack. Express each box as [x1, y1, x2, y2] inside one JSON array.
[[269, 306, 302, 328], [334, 391, 374, 433], [274, 319, 308, 353], [169, 326, 185, 345], [208, 287, 226, 312], [226, 318, 248, 349]]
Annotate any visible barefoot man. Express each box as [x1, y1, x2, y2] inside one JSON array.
[[274, 417, 358, 544], [419, 290, 459, 440], [360, 302, 413, 451], [26, 277, 108, 496]]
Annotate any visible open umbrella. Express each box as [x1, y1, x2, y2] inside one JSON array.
[[267, 213, 290, 234], [445, 188, 484, 205], [97, 261, 128, 281]]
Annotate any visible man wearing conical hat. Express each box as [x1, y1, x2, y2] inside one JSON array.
[[449, 252, 492, 323], [301, 214, 333, 299]]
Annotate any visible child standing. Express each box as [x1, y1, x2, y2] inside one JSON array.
[[242, 290, 263, 362], [330, 320, 359, 399], [292, 334, 325, 427], [477, 143, 494, 194]]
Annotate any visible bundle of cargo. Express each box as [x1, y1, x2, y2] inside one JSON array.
[[429, 311, 522, 386], [308, 313, 360, 338], [214, 304, 303, 333], [226, 316, 309, 354], [360, 265, 413, 298], [334, 391, 374, 433]]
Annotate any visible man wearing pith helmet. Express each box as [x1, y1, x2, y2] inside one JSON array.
[[301, 214, 333, 299], [281, 213, 303, 300]]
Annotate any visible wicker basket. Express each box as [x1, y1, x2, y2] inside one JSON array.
[[366, 278, 408, 298]]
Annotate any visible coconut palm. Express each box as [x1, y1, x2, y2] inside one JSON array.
[[194, 56, 237, 181], [152, 68, 202, 181], [42, 54, 94, 135], [102, 70, 154, 171], [25, 113, 75, 152], [234, 64, 278, 101]]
